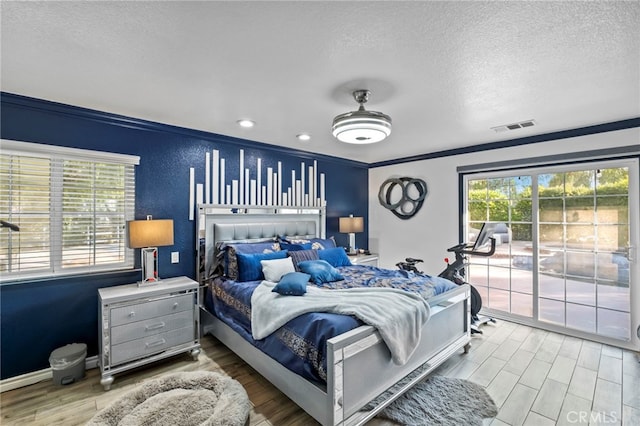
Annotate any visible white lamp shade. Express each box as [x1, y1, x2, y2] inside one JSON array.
[[339, 216, 364, 233], [127, 219, 174, 248]]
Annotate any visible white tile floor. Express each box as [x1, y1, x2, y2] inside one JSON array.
[[433, 320, 640, 426]]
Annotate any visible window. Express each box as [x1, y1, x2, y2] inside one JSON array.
[[0, 140, 139, 281]]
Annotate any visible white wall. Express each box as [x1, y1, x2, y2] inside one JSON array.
[[368, 127, 639, 272]]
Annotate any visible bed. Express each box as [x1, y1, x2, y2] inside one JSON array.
[[196, 205, 471, 426]]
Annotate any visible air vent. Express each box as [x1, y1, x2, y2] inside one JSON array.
[[491, 119, 536, 133]]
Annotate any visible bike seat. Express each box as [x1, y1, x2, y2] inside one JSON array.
[[405, 257, 423, 263]]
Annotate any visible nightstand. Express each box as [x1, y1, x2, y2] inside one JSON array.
[[349, 253, 379, 267], [98, 276, 201, 390]]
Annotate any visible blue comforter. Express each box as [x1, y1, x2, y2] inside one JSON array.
[[207, 265, 457, 383], [319, 265, 457, 298]]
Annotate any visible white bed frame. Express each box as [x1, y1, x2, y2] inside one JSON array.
[[196, 205, 471, 426]]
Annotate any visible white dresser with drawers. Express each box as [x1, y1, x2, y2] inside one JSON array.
[[98, 276, 200, 390]]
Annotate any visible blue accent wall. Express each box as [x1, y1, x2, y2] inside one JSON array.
[[0, 92, 369, 379]]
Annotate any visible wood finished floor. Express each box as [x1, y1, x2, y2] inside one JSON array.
[[1, 319, 639, 425]]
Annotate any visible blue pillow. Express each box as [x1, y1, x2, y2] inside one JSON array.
[[297, 260, 344, 285], [280, 242, 313, 251], [318, 247, 352, 267], [282, 236, 337, 250], [272, 272, 310, 296], [308, 237, 337, 250], [223, 241, 280, 279], [236, 250, 288, 282]]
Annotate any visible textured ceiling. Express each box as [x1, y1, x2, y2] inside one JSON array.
[[2, 1, 639, 163]]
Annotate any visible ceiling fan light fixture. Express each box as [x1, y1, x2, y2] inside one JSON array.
[[332, 90, 392, 144]]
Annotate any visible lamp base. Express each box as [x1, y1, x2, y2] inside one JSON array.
[[139, 247, 159, 287], [137, 278, 160, 288], [348, 233, 357, 255]]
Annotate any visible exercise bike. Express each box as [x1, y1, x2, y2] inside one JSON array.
[[396, 223, 498, 334]]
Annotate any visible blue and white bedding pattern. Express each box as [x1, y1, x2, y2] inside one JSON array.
[[206, 264, 457, 384], [318, 265, 458, 300], [207, 277, 359, 383]]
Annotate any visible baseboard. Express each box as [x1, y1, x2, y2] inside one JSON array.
[[86, 355, 99, 370], [0, 355, 98, 393]]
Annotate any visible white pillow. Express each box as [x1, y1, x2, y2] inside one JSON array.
[[261, 257, 296, 282]]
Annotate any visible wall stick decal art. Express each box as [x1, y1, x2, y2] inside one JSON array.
[[378, 177, 427, 220], [189, 149, 326, 219]]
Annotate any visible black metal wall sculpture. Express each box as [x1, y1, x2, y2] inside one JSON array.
[[378, 177, 428, 220]]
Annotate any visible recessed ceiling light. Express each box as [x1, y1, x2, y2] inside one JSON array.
[[296, 133, 311, 141], [237, 119, 255, 128]]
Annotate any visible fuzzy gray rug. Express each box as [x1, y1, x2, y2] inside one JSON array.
[[368, 375, 498, 426], [87, 371, 250, 426]]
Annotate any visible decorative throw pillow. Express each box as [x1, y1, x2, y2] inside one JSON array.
[[272, 272, 310, 296], [224, 241, 280, 280], [318, 247, 352, 267], [288, 249, 320, 271], [261, 257, 296, 282], [297, 260, 344, 285], [283, 236, 337, 250], [236, 250, 288, 282], [308, 237, 337, 250], [279, 242, 313, 251]]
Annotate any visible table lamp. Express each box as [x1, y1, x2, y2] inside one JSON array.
[[127, 216, 174, 286], [339, 214, 364, 255]]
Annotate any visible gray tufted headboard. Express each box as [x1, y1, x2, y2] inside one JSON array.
[[196, 206, 326, 282], [212, 220, 319, 244]]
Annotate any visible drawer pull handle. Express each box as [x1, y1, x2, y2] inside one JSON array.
[[129, 311, 135, 317], [146, 339, 166, 348], [145, 322, 165, 331], [172, 302, 179, 309]]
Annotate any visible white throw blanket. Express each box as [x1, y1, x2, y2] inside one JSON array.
[[251, 281, 431, 365]]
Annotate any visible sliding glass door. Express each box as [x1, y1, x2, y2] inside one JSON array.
[[467, 175, 535, 318], [465, 158, 638, 348]]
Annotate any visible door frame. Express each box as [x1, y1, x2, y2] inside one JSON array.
[[461, 157, 639, 351]]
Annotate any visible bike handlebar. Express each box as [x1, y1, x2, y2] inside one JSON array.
[[446, 237, 496, 257]]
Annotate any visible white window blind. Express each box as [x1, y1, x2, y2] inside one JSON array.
[[0, 140, 139, 281]]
